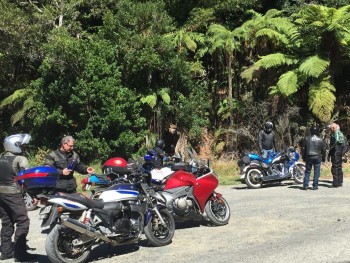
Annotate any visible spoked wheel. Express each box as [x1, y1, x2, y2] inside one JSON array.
[[245, 168, 263, 189], [291, 163, 306, 184], [45, 225, 92, 263], [204, 196, 230, 226], [23, 192, 37, 211], [144, 208, 175, 246]]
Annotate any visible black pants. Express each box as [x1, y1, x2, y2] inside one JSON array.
[[0, 193, 30, 255], [331, 148, 343, 187]]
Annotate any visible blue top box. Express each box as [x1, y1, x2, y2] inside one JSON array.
[[16, 166, 59, 189]]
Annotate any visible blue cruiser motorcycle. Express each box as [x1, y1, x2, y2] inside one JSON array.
[[237, 147, 305, 189]]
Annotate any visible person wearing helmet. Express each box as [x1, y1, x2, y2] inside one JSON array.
[[0, 134, 37, 261], [301, 126, 326, 190], [327, 123, 347, 187], [44, 135, 94, 193], [152, 139, 166, 168], [258, 122, 277, 158]]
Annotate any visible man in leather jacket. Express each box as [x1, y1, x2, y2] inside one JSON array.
[[44, 135, 94, 193], [0, 134, 37, 261], [152, 139, 165, 168], [301, 126, 326, 190], [258, 122, 277, 158]]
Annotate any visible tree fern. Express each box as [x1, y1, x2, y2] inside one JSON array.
[[298, 55, 329, 78], [0, 89, 31, 108], [255, 28, 289, 45]]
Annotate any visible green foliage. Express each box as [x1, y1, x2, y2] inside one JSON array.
[[276, 71, 299, 96], [298, 56, 329, 78], [308, 79, 336, 122]]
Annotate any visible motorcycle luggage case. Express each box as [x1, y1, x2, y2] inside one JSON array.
[[16, 166, 59, 188]]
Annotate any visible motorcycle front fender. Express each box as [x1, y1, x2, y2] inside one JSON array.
[[144, 204, 167, 226]]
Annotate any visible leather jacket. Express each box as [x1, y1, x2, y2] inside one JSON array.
[[258, 130, 276, 151], [302, 135, 326, 160]]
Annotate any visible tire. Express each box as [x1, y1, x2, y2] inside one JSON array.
[[245, 168, 263, 189], [23, 192, 37, 211], [144, 208, 175, 246], [292, 163, 306, 184], [204, 196, 230, 226], [45, 224, 91, 263]]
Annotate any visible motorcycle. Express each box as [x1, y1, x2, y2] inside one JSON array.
[[238, 147, 305, 189], [40, 160, 175, 263], [154, 148, 230, 226], [15, 166, 59, 211]]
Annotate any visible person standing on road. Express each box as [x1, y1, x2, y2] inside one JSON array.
[[301, 126, 326, 190], [0, 134, 37, 262], [328, 123, 347, 188], [44, 135, 94, 193], [258, 121, 277, 158]]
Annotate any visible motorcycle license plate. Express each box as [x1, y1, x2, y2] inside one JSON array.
[[39, 205, 52, 219]]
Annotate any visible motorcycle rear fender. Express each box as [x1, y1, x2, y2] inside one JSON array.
[[241, 162, 261, 178]]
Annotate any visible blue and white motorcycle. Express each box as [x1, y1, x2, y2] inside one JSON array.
[[238, 147, 305, 189], [39, 160, 175, 263]]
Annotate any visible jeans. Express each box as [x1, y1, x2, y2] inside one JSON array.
[[303, 158, 321, 188], [262, 149, 274, 159]]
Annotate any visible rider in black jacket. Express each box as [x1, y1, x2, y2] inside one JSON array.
[[302, 126, 326, 190], [258, 122, 277, 158]]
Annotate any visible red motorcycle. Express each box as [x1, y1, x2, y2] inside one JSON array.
[[156, 150, 230, 226]]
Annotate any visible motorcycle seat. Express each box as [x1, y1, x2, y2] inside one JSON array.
[[56, 192, 104, 209]]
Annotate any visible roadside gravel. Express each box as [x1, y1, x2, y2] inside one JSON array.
[[3, 178, 350, 263]]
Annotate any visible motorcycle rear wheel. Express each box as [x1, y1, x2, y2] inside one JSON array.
[[144, 208, 175, 246], [245, 168, 263, 189], [45, 224, 92, 263], [291, 163, 306, 184], [204, 196, 230, 226], [23, 192, 37, 211]]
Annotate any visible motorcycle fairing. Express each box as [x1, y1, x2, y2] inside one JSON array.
[[195, 173, 219, 211], [163, 170, 197, 190], [48, 197, 88, 211], [99, 183, 139, 202]]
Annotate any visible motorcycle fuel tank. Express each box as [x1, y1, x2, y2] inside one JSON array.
[[99, 183, 139, 202]]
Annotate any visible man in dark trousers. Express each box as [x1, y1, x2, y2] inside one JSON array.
[[302, 126, 326, 190], [328, 123, 347, 187], [258, 121, 277, 158], [0, 134, 37, 262], [44, 135, 94, 193]]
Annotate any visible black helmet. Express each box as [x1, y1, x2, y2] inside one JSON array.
[[264, 122, 273, 133], [156, 139, 165, 149], [310, 126, 320, 136]]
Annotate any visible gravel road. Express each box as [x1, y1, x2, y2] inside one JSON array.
[[3, 178, 350, 263]]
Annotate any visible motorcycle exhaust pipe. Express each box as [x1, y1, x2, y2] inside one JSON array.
[[61, 217, 118, 246]]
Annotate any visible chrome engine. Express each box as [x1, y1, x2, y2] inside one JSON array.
[[173, 197, 193, 215]]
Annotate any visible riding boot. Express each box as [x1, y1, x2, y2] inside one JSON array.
[[14, 235, 37, 262]]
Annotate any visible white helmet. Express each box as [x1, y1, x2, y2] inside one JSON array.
[[3, 134, 31, 154]]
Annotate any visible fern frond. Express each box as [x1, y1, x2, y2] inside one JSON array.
[[241, 64, 259, 82], [299, 55, 329, 78], [276, 71, 299, 96], [0, 89, 31, 109], [308, 80, 336, 122], [255, 53, 297, 69], [255, 28, 289, 45]]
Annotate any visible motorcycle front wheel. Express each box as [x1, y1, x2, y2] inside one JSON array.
[[23, 192, 37, 211], [144, 208, 175, 246], [291, 163, 306, 184], [245, 168, 263, 189], [45, 225, 92, 263], [204, 196, 230, 226]]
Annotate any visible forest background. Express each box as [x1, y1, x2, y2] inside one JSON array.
[[1, 0, 350, 179]]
